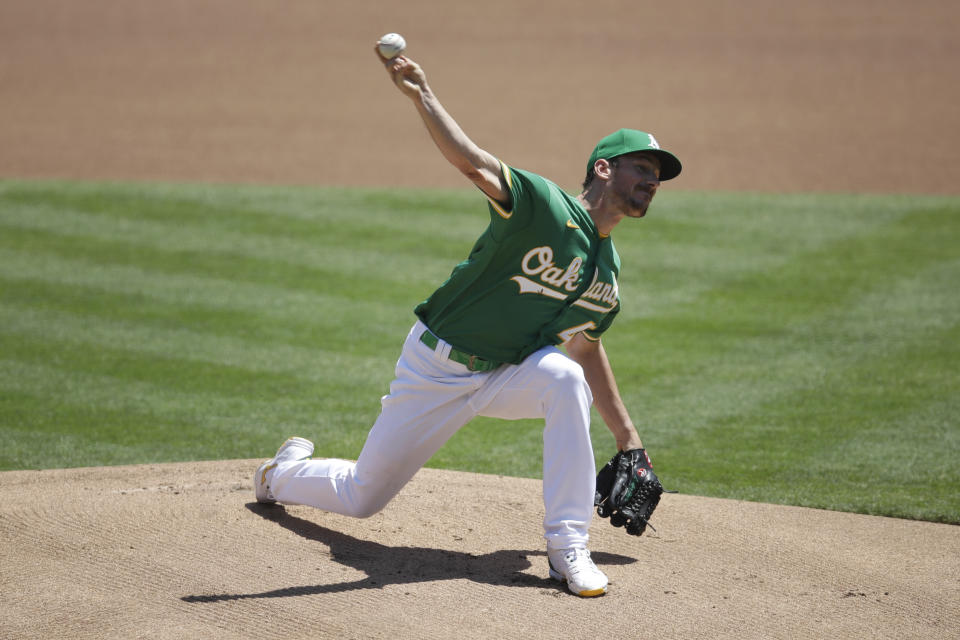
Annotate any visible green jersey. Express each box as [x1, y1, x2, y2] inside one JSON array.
[[415, 162, 622, 365]]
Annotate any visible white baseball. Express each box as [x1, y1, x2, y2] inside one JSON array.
[[377, 33, 406, 59]]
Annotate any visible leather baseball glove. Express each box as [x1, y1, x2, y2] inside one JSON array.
[[594, 448, 663, 536]]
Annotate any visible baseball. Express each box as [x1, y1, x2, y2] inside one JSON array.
[[377, 33, 406, 59]]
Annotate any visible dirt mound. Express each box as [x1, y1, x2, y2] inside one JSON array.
[[1, 461, 957, 639]]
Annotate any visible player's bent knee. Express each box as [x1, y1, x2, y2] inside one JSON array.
[[350, 503, 384, 519], [542, 357, 592, 406], [343, 492, 394, 519], [342, 499, 385, 519]]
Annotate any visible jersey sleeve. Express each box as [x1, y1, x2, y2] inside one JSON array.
[[484, 162, 549, 239]]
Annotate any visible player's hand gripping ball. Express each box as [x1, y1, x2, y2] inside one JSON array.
[[594, 448, 664, 536], [377, 33, 406, 59]]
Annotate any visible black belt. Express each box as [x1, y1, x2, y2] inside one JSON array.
[[418, 330, 501, 372]]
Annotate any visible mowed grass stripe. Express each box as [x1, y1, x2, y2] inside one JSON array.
[[0, 180, 485, 244], [611, 202, 959, 395], [0, 303, 393, 389], [599, 191, 932, 317], [655, 263, 959, 520], [606, 205, 959, 520], [0, 389, 208, 469], [0, 276, 398, 468], [0, 248, 412, 356], [608, 203, 959, 427], [0, 205, 456, 299], [0, 354, 379, 468], [0, 325, 328, 416]]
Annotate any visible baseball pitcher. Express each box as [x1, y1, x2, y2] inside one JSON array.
[[254, 41, 681, 597]]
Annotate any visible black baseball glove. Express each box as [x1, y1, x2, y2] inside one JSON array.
[[594, 448, 663, 536]]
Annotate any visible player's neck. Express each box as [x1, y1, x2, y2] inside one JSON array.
[[577, 191, 624, 237]]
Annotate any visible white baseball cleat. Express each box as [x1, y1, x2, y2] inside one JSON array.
[[547, 547, 608, 597], [254, 436, 314, 504]]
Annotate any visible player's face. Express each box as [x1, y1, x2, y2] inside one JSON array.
[[609, 152, 661, 218]]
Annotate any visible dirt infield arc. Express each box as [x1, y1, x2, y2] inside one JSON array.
[[1, 0, 958, 194], [1, 461, 958, 639]]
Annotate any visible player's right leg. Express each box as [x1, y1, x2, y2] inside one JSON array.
[[264, 321, 481, 517]]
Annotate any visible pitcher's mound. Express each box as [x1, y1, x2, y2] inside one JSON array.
[[1, 460, 957, 639]]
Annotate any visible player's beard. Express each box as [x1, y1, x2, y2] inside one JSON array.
[[615, 185, 654, 218], [628, 188, 653, 217]]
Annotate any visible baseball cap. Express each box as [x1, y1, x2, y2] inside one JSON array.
[[587, 129, 682, 181]]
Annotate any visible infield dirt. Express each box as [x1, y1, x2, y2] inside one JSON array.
[[1, 1, 959, 639], [1, 0, 958, 194], [2, 462, 959, 639]]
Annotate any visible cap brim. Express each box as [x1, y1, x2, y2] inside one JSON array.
[[650, 150, 682, 181]]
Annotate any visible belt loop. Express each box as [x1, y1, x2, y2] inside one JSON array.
[[437, 340, 452, 361], [420, 326, 452, 362]]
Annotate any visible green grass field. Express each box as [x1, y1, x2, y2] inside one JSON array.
[[1, 179, 957, 524]]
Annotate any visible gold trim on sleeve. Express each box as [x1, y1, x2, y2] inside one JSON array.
[[487, 160, 514, 219]]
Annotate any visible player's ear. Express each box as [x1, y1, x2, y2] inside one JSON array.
[[593, 158, 615, 181]]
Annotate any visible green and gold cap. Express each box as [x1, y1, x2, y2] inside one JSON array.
[[587, 129, 682, 181]]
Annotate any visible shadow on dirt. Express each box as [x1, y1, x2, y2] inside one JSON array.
[[181, 503, 635, 602]]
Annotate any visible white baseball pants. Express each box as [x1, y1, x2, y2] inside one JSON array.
[[270, 320, 597, 550]]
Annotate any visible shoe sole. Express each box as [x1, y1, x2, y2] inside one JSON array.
[[548, 565, 607, 597]]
